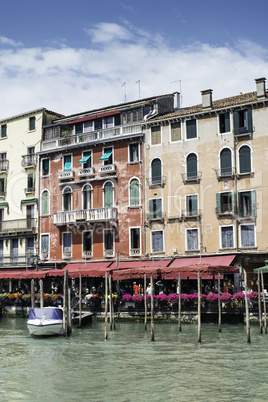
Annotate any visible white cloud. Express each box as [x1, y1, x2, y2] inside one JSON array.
[[0, 36, 23, 47], [0, 23, 267, 119]]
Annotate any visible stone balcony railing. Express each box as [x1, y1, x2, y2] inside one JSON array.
[[0, 218, 37, 234], [58, 171, 75, 180], [77, 167, 95, 178], [98, 164, 116, 175], [54, 207, 117, 225], [21, 154, 37, 168], [41, 123, 143, 151]]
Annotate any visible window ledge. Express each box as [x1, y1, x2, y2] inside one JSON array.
[[236, 172, 254, 179], [219, 248, 236, 251], [239, 246, 257, 250], [128, 206, 142, 210], [127, 161, 141, 165], [41, 214, 51, 218]]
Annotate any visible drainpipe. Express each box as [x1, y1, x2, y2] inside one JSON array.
[[141, 136, 146, 256]]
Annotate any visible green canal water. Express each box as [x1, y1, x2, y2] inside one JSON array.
[[0, 317, 267, 401]]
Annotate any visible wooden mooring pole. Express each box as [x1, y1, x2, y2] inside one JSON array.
[[63, 270, 67, 336], [197, 268, 201, 343], [257, 270, 263, 334], [218, 273, 221, 333], [261, 270, 267, 334], [39, 279, 44, 308], [78, 275, 82, 328], [144, 274, 147, 331], [178, 272, 181, 332], [31, 279, 35, 309], [104, 272, 108, 340], [150, 275, 154, 342], [109, 274, 113, 330], [243, 269, 251, 343]]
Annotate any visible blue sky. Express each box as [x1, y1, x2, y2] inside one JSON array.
[[0, 0, 268, 118]]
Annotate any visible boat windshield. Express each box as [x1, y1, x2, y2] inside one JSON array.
[[29, 308, 63, 320]]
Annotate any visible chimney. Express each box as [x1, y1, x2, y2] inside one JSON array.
[[255, 77, 266, 99], [173, 92, 180, 110], [201, 89, 213, 109]]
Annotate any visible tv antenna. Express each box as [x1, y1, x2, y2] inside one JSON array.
[[121, 82, 127, 102], [136, 80, 140, 99]]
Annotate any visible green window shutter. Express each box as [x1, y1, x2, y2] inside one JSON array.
[[247, 108, 253, 133], [4, 178, 7, 194], [104, 183, 113, 208], [224, 113, 230, 132], [192, 195, 198, 215], [233, 111, 239, 135], [187, 154, 197, 177], [238, 192, 242, 217], [220, 149, 232, 174], [186, 119, 197, 139], [155, 198, 162, 218], [42, 191, 49, 215], [251, 190, 256, 217], [33, 173, 35, 190], [149, 199, 153, 219], [231, 192, 236, 214], [216, 193, 222, 214], [151, 159, 161, 184], [239, 146, 251, 173], [130, 179, 139, 206], [64, 155, 71, 171]]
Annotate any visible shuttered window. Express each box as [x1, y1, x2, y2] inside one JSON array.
[[220, 148, 232, 175], [241, 225, 255, 247], [151, 126, 161, 145], [239, 145, 251, 174], [42, 190, 49, 215], [130, 179, 140, 206], [171, 122, 181, 142], [149, 199, 162, 219], [186, 153, 197, 179], [104, 182, 113, 208], [151, 158, 162, 184], [186, 195, 198, 216], [63, 233, 72, 253], [219, 112, 230, 133], [186, 119, 197, 139], [234, 108, 253, 135], [152, 231, 164, 252], [221, 226, 234, 248], [186, 229, 199, 250]]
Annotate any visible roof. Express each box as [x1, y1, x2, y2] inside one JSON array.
[[148, 90, 267, 122], [0, 107, 64, 124]]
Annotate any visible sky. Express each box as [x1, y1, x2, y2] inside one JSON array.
[[0, 0, 268, 119]]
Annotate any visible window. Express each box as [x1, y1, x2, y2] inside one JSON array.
[[0, 153, 7, 172], [41, 234, 49, 253], [82, 184, 92, 210], [75, 123, 83, 135], [129, 178, 140, 206], [44, 126, 60, 140], [29, 116, 36, 131], [219, 112, 230, 133], [27, 173, 35, 192], [152, 230, 164, 253], [1, 124, 6, 138], [170, 121, 181, 142], [220, 226, 234, 249], [26, 205, 35, 229], [186, 119, 197, 140], [63, 232, 72, 254], [186, 194, 198, 216], [103, 116, 113, 129], [130, 227, 141, 255], [151, 158, 162, 185], [239, 145, 251, 174], [216, 192, 235, 214], [103, 181, 113, 208], [186, 228, 199, 251], [151, 126, 161, 145], [0, 178, 7, 196], [0, 209, 3, 232], [11, 239, 18, 263], [83, 231, 93, 255], [41, 190, 49, 216], [79, 151, 92, 168], [234, 108, 253, 135], [238, 191, 256, 218], [149, 198, 162, 219], [42, 158, 50, 176], [220, 148, 232, 176], [104, 229, 114, 251], [27, 147, 35, 166], [63, 154, 72, 171], [0, 239, 3, 263], [26, 237, 35, 255], [186, 153, 198, 180], [100, 147, 113, 165], [94, 119, 102, 130], [129, 143, 139, 162], [84, 121, 94, 132], [240, 224, 255, 247], [63, 187, 72, 211]]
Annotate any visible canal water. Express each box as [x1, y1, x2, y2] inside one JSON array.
[[0, 317, 267, 401]]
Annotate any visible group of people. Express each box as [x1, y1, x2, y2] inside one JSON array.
[[132, 281, 165, 296]]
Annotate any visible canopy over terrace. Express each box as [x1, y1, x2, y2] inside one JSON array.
[[0, 270, 47, 280], [160, 264, 239, 280], [111, 260, 172, 280], [253, 260, 268, 274], [47, 262, 114, 278]]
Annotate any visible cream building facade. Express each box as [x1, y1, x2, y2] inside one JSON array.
[[0, 108, 62, 270], [144, 78, 268, 280]]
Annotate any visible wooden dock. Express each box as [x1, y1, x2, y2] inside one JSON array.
[[72, 310, 94, 325]]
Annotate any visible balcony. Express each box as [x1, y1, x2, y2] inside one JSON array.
[[182, 209, 201, 220], [62, 252, 72, 260], [78, 167, 95, 178], [0, 254, 36, 267], [129, 248, 141, 257], [98, 164, 116, 175], [146, 212, 165, 222], [181, 171, 201, 184], [21, 154, 37, 168], [0, 218, 37, 234], [0, 160, 9, 173], [146, 176, 166, 188], [58, 171, 75, 180], [41, 123, 143, 151], [234, 126, 253, 139], [104, 249, 115, 258], [215, 167, 235, 180], [24, 187, 35, 194], [54, 207, 117, 226], [216, 205, 235, 218]]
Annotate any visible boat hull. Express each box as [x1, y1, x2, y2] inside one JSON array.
[[27, 319, 64, 336]]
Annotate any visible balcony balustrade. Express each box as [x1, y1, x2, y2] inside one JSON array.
[[104, 249, 115, 258], [58, 171, 75, 180], [181, 171, 202, 184], [0, 254, 37, 267], [54, 207, 117, 226], [77, 167, 95, 178], [215, 167, 235, 180], [129, 248, 141, 257], [41, 123, 143, 151], [0, 218, 37, 234], [146, 176, 166, 188], [98, 164, 116, 175], [181, 209, 202, 219], [21, 154, 37, 168], [0, 160, 9, 172]]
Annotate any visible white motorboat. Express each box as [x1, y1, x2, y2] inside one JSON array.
[[27, 307, 64, 336]]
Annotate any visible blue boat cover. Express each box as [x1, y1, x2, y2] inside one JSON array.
[[29, 308, 63, 320]]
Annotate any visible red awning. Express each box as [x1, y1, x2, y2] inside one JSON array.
[[47, 262, 113, 278], [112, 267, 161, 280], [169, 255, 235, 268], [0, 270, 49, 280], [109, 260, 171, 270], [68, 110, 120, 124], [160, 264, 239, 280]]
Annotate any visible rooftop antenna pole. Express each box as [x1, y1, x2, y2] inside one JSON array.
[[136, 80, 140, 99], [122, 82, 126, 102]]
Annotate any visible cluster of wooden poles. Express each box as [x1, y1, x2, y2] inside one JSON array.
[[102, 269, 267, 343]]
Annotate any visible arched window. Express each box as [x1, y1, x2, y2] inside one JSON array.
[[186, 153, 197, 179], [103, 182, 113, 208], [220, 148, 232, 176], [151, 158, 162, 185], [82, 184, 92, 210], [63, 187, 72, 211], [129, 178, 140, 206], [41, 190, 49, 216], [239, 145, 251, 174]]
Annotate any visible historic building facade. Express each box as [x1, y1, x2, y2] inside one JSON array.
[[38, 94, 177, 267], [143, 78, 268, 285], [0, 108, 62, 270]]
